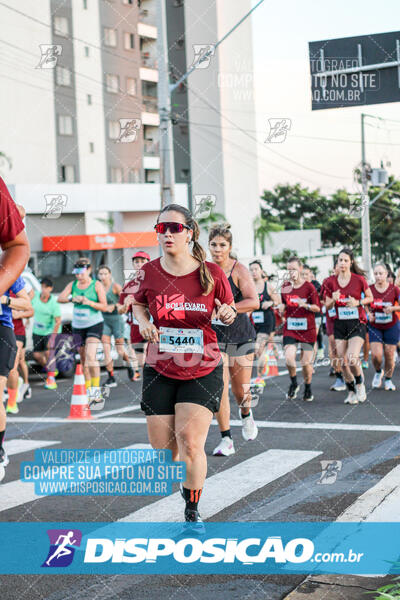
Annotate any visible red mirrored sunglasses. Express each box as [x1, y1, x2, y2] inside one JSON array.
[[154, 222, 190, 234]]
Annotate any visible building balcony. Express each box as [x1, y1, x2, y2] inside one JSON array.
[[143, 156, 160, 170], [138, 21, 157, 39], [141, 111, 160, 126]]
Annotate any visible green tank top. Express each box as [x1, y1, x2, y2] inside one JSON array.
[[105, 282, 119, 315], [71, 279, 104, 329]]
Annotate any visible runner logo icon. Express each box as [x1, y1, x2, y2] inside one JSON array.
[[42, 529, 82, 567]]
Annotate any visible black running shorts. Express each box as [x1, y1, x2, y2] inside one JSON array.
[[141, 362, 224, 416], [72, 322, 103, 345], [0, 324, 17, 378], [334, 319, 366, 341]]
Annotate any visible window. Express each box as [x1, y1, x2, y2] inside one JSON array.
[[126, 77, 136, 96], [124, 32, 135, 50], [56, 66, 71, 86], [89, 142, 94, 153], [60, 165, 75, 182], [54, 16, 69, 37], [104, 28, 117, 47], [105, 74, 119, 93], [58, 115, 73, 135], [87, 94, 92, 105], [108, 120, 120, 139], [128, 168, 140, 183], [84, 46, 90, 57], [110, 167, 123, 183]]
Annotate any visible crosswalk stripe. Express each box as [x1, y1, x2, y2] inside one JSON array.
[[339, 464, 400, 522], [0, 444, 151, 513], [4, 439, 60, 457], [7, 417, 400, 433], [120, 449, 321, 522]]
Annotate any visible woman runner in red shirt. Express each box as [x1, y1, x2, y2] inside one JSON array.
[[324, 248, 373, 405], [320, 261, 346, 392], [279, 257, 321, 402], [368, 263, 400, 391], [131, 204, 236, 529]]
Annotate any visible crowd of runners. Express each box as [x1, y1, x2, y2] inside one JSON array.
[[1, 177, 400, 530]]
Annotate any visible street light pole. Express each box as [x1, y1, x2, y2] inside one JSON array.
[[157, 0, 175, 209], [361, 113, 372, 277]]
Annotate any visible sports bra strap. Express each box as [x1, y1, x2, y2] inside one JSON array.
[[229, 260, 238, 277]]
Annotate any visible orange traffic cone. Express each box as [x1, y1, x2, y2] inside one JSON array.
[[266, 343, 279, 376], [67, 363, 92, 419]]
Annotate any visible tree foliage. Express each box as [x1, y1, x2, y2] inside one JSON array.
[[259, 179, 400, 265]]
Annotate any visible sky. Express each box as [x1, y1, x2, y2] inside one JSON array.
[[250, 0, 400, 196]]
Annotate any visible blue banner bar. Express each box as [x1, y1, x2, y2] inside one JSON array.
[[0, 522, 400, 574]]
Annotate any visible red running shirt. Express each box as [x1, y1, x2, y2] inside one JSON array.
[[369, 283, 400, 330], [325, 273, 369, 324], [281, 281, 320, 343], [10, 290, 25, 335], [320, 275, 337, 324], [132, 258, 233, 380], [0, 177, 24, 244]]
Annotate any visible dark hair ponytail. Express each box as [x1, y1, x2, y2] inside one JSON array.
[[158, 203, 214, 295]]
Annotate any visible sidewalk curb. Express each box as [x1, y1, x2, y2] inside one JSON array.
[[284, 574, 394, 599]]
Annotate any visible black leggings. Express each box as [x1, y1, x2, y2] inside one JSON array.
[[317, 326, 323, 350]]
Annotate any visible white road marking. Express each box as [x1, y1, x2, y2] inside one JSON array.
[[4, 439, 60, 456], [120, 449, 321, 522], [0, 444, 151, 512], [339, 464, 400, 522], [95, 405, 141, 418], [7, 417, 400, 433]]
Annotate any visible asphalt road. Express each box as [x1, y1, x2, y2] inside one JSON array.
[[2, 350, 400, 600]]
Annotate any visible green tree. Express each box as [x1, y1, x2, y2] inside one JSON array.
[[272, 248, 298, 267], [253, 215, 284, 254]]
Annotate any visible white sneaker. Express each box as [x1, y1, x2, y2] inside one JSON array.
[[239, 408, 258, 441], [384, 379, 396, 391], [17, 383, 29, 403], [344, 391, 358, 405], [24, 385, 32, 399], [372, 371, 384, 389], [356, 383, 367, 403], [213, 437, 235, 456]]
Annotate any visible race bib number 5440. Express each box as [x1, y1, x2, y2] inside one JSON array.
[[159, 327, 204, 354]]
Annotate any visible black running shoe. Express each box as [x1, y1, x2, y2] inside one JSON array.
[[286, 383, 300, 400], [127, 366, 134, 380], [104, 374, 117, 388], [303, 388, 314, 402], [0, 447, 9, 467], [184, 508, 205, 535]]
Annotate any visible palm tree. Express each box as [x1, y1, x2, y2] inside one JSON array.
[[253, 215, 284, 254]]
